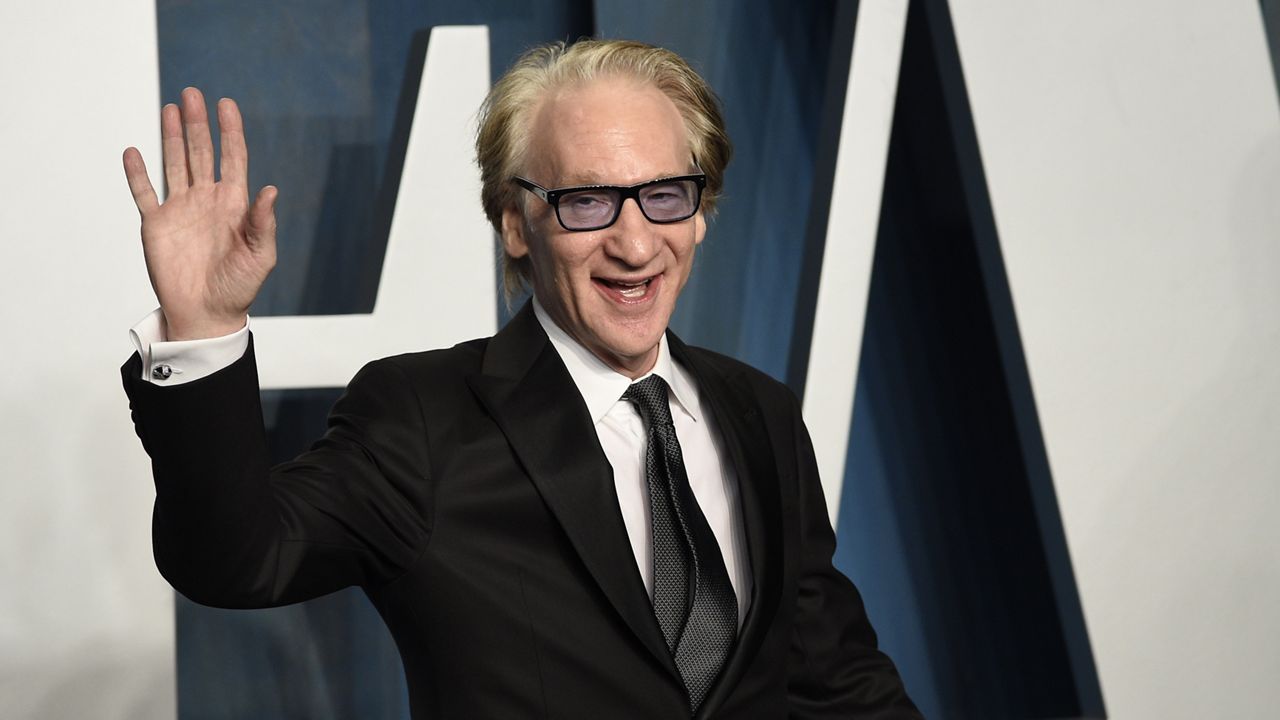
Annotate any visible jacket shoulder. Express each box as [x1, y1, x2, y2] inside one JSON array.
[[679, 344, 800, 409], [359, 336, 490, 386]]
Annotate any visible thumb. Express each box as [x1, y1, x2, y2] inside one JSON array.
[[246, 185, 278, 249]]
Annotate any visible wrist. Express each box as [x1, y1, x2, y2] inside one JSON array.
[[162, 311, 248, 341]]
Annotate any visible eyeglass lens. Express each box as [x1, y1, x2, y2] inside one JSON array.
[[557, 179, 700, 229]]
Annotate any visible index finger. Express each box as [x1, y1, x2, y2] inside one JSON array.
[[217, 97, 248, 189]]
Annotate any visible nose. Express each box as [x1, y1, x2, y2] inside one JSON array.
[[603, 197, 661, 268]]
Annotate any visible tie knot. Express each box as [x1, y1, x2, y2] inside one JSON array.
[[623, 375, 674, 429]]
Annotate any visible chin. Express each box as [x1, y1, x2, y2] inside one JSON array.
[[567, 279, 680, 369], [590, 316, 668, 366], [598, 328, 661, 359]]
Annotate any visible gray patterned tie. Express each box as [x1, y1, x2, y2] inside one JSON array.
[[624, 375, 737, 712]]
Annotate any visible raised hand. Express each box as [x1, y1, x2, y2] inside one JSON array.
[[122, 87, 277, 341]]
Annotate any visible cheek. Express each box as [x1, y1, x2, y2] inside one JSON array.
[[674, 231, 699, 268], [533, 242, 594, 289]]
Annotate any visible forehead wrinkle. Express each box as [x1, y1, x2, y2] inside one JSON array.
[[525, 78, 692, 188], [557, 167, 695, 188], [551, 138, 690, 188]]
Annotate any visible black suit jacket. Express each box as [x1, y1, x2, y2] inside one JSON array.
[[122, 303, 920, 719]]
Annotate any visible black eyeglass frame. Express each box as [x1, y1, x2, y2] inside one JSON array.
[[512, 173, 707, 232]]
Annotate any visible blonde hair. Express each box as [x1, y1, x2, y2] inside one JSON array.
[[476, 39, 732, 300]]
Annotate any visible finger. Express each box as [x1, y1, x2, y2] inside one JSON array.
[[246, 185, 279, 253], [122, 147, 159, 215], [180, 87, 215, 186], [161, 103, 188, 194], [217, 98, 248, 190]]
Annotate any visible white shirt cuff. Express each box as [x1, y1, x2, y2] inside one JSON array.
[[129, 308, 250, 386]]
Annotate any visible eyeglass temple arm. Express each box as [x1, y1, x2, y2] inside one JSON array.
[[513, 177, 551, 202]]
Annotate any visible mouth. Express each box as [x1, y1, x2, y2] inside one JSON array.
[[592, 274, 661, 305]]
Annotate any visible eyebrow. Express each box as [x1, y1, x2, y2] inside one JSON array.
[[556, 169, 695, 187]]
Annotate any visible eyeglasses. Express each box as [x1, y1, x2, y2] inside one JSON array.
[[513, 174, 707, 232]]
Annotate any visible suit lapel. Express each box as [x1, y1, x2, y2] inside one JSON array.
[[466, 304, 679, 680], [669, 334, 785, 719]]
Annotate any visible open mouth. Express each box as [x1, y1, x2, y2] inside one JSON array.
[[593, 275, 660, 304]]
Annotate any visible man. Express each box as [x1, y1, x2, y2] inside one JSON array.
[[121, 39, 921, 718]]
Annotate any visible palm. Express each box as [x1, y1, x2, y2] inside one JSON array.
[[123, 88, 277, 340]]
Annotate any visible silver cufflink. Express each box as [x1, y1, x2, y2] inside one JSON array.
[[152, 364, 173, 380]]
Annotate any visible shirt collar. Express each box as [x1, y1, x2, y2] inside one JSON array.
[[532, 297, 702, 426]]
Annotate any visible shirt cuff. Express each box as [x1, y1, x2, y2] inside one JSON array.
[[129, 308, 250, 386]]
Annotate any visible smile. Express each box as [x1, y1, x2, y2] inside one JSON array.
[[593, 275, 661, 305]]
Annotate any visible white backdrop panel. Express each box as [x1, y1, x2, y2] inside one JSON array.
[[0, 2, 174, 719], [803, 0, 909, 527], [950, 1, 1280, 716]]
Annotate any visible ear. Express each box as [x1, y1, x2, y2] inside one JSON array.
[[501, 205, 529, 259], [693, 211, 707, 246]]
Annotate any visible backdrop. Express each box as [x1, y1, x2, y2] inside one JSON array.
[[2, 1, 1278, 719]]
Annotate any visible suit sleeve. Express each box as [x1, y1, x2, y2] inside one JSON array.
[[783, 390, 923, 719], [121, 336, 432, 609]]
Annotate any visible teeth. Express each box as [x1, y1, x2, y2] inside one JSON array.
[[608, 278, 649, 299], [619, 282, 646, 299]]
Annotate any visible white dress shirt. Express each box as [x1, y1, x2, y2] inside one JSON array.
[[531, 300, 752, 623], [130, 302, 753, 621]]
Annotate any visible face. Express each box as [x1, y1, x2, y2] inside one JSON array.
[[502, 78, 706, 378]]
